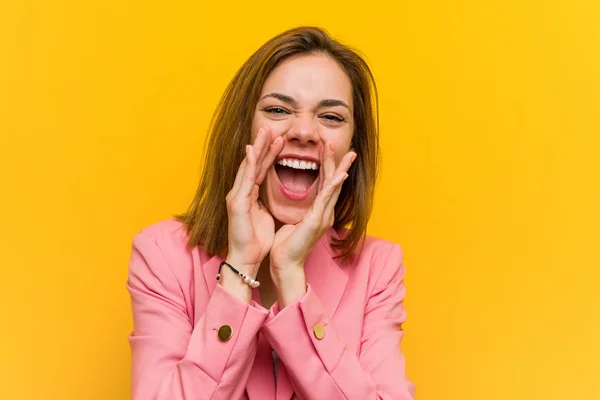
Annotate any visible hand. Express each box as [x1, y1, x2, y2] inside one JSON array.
[[225, 126, 284, 276], [270, 141, 356, 283]]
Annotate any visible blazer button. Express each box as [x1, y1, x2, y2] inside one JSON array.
[[217, 325, 233, 342], [313, 322, 325, 340]]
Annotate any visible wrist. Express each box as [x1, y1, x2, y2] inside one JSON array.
[[271, 267, 304, 282], [219, 258, 260, 304], [225, 255, 260, 277], [273, 269, 307, 309], [219, 266, 252, 304]]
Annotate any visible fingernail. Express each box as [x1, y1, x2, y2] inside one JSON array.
[[343, 173, 349, 181], [246, 145, 250, 154], [273, 136, 282, 145], [351, 153, 357, 162], [329, 142, 335, 151]]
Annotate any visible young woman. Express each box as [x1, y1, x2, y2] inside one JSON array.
[[127, 26, 415, 400]]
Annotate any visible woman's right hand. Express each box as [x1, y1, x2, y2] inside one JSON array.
[[225, 126, 284, 278]]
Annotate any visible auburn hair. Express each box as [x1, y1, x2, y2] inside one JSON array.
[[175, 26, 380, 261]]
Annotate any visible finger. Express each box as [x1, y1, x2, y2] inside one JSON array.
[[257, 135, 284, 185], [253, 127, 271, 174], [237, 144, 259, 198], [228, 146, 250, 199], [323, 141, 336, 181], [323, 174, 348, 219], [319, 146, 355, 195], [318, 145, 325, 193], [234, 128, 268, 198], [312, 171, 347, 218], [334, 151, 357, 177], [296, 171, 347, 239], [250, 184, 259, 204]]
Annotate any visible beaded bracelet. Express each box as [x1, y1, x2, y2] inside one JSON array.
[[216, 261, 260, 288]]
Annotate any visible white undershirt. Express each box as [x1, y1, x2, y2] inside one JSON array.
[[272, 349, 279, 385]]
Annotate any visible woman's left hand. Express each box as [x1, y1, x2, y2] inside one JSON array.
[[269, 141, 356, 307]]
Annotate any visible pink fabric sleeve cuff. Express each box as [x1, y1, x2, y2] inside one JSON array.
[[261, 283, 345, 373], [184, 283, 269, 382]]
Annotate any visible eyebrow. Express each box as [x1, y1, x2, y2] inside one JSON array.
[[260, 92, 351, 111]]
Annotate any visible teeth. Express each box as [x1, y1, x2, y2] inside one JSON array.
[[276, 158, 319, 170]]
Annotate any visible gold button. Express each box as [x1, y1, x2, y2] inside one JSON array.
[[218, 325, 233, 342], [313, 322, 325, 340]]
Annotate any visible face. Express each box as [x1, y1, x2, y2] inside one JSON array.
[[251, 53, 354, 225]]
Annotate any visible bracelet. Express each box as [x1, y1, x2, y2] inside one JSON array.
[[216, 261, 260, 288]]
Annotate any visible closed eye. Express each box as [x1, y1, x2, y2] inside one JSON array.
[[321, 114, 344, 122], [264, 107, 345, 123], [264, 107, 291, 115]]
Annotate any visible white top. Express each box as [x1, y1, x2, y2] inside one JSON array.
[[272, 349, 279, 385]]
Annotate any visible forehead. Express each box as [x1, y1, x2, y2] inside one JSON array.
[[260, 53, 353, 108]]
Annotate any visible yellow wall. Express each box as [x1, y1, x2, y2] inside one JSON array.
[[1, 1, 598, 399]]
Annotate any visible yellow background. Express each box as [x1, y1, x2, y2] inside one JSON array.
[[1, 1, 599, 399]]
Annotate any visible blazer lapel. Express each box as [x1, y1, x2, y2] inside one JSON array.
[[276, 228, 350, 400], [194, 251, 221, 325], [195, 228, 350, 400], [303, 227, 349, 319]]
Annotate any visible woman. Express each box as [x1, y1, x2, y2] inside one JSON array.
[[127, 26, 415, 400]]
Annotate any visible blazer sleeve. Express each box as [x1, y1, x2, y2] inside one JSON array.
[[126, 232, 269, 400], [261, 243, 415, 400]]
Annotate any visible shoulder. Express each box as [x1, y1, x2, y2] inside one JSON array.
[[359, 234, 405, 283], [360, 234, 404, 264], [129, 218, 197, 284], [128, 218, 200, 316], [134, 218, 190, 249], [353, 234, 407, 300]]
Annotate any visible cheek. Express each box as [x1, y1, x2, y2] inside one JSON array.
[[328, 130, 354, 162], [251, 113, 288, 142], [250, 114, 261, 142], [334, 148, 350, 165]]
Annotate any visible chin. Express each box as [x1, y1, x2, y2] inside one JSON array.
[[260, 184, 313, 225], [266, 200, 309, 225]]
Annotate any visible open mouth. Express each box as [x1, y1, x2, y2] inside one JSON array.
[[274, 157, 319, 196]]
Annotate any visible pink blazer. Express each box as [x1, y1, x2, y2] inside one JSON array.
[[127, 218, 415, 400]]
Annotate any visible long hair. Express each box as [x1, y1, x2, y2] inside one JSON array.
[[175, 26, 380, 261]]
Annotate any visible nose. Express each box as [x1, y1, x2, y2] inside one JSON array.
[[285, 114, 319, 146]]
